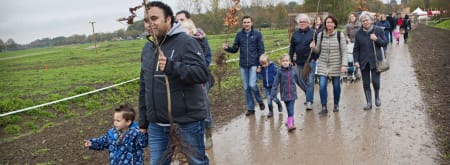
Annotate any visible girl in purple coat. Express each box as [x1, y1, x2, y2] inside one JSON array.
[[84, 104, 148, 165], [270, 54, 302, 132]]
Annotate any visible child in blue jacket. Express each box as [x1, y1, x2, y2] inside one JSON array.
[[257, 54, 283, 117], [270, 54, 302, 132], [84, 104, 148, 165]]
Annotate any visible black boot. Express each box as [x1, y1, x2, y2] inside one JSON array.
[[259, 102, 265, 111], [319, 105, 328, 114], [364, 90, 372, 110], [267, 104, 274, 117], [333, 104, 339, 112], [375, 89, 381, 107], [276, 101, 283, 112]]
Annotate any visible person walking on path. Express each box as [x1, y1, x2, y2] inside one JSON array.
[[176, 10, 212, 66], [270, 54, 301, 132], [256, 54, 283, 117], [353, 13, 388, 110], [376, 14, 391, 51], [84, 104, 148, 165], [312, 15, 348, 114], [345, 13, 360, 44], [139, 1, 210, 164], [396, 15, 403, 31], [312, 16, 325, 34], [401, 14, 412, 44], [223, 15, 266, 116], [386, 13, 396, 43], [289, 13, 315, 111], [178, 18, 215, 150]]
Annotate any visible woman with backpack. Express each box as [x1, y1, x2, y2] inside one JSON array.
[[311, 15, 348, 114]]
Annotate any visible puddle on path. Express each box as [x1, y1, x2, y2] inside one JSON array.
[[207, 43, 438, 165]]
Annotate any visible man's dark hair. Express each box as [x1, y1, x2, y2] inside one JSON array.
[[242, 15, 252, 22], [176, 10, 191, 19], [146, 1, 175, 25], [324, 15, 338, 29], [115, 103, 136, 121]]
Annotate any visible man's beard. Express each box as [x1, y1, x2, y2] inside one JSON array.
[[149, 29, 166, 43]]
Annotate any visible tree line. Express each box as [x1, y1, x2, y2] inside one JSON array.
[[1, 0, 447, 52]]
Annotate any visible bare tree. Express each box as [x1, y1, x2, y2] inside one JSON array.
[[193, 0, 203, 14], [178, 0, 195, 13], [210, 0, 220, 12]]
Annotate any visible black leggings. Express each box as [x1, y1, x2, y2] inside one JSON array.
[[361, 64, 380, 91], [404, 31, 409, 41]]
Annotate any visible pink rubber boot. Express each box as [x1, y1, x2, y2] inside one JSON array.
[[287, 117, 296, 132]]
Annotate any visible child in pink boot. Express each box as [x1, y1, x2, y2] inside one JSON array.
[[270, 54, 302, 132]]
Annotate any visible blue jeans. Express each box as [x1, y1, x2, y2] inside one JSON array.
[[148, 121, 209, 165], [296, 61, 316, 103], [284, 100, 295, 117], [264, 87, 280, 110], [240, 66, 263, 111], [319, 75, 341, 106], [388, 30, 393, 42]]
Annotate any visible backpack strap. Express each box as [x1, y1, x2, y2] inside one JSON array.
[[337, 31, 341, 55], [320, 31, 341, 55]]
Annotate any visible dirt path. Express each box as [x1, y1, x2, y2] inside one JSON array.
[[206, 42, 438, 164]]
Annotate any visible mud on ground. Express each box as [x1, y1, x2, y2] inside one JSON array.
[[409, 24, 450, 163], [0, 72, 246, 164], [0, 24, 449, 164]]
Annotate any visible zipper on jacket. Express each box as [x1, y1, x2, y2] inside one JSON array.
[[265, 68, 269, 87], [151, 46, 159, 121], [327, 35, 331, 75], [246, 33, 249, 67], [287, 69, 292, 100]]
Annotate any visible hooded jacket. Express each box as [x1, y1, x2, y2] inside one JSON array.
[[193, 28, 212, 66], [138, 23, 209, 127], [270, 65, 301, 101], [224, 27, 265, 67], [89, 122, 148, 165], [259, 62, 278, 88]]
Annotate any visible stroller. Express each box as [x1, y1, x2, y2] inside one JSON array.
[[342, 43, 361, 83]]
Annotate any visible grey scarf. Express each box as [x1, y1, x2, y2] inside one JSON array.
[[363, 25, 374, 33]]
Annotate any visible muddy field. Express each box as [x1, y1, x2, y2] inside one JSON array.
[[0, 24, 449, 164], [409, 24, 450, 163]]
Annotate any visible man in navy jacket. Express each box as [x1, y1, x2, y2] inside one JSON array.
[[289, 14, 316, 110], [223, 15, 265, 116]]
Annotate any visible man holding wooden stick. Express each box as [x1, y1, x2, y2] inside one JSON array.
[[289, 14, 316, 110]]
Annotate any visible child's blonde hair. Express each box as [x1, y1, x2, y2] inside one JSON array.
[[259, 53, 269, 63], [180, 19, 198, 36], [280, 54, 290, 61]]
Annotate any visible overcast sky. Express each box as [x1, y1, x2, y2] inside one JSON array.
[[0, 0, 302, 44], [0, 0, 179, 44]]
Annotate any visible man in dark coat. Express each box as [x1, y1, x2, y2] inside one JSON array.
[[139, 2, 209, 164]]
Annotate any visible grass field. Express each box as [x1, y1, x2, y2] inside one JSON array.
[[0, 28, 289, 139], [432, 19, 450, 29]]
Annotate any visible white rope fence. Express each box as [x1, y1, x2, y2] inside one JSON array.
[[0, 46, 289, 117], [0, 78, 139, 117]]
